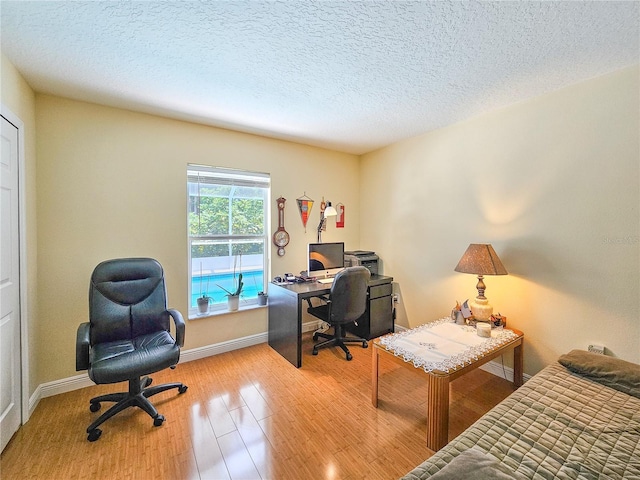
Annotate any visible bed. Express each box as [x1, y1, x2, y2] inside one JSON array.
[[400, 350, 640, 480]]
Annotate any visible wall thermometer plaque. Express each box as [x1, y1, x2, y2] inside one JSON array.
[[272, 196, 290, 256]]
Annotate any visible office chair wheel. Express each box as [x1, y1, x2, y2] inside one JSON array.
[[87, 428, 102, 442], [153, 414, 165, 427], [89, 402, 101, 412], [346, 352, 353, 361], [179, 385, 188, 394], [312, 347, 319, 355], [363, 340, 368, 348]]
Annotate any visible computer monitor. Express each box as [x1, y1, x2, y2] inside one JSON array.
[[308, 242, 345, 278]]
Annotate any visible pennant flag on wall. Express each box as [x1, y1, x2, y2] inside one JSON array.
[[296, 193, 314, 232]]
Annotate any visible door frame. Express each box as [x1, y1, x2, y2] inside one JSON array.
[[2, 104, 30, 426]]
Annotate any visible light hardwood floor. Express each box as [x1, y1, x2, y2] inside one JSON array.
[[1, 333, 517, 480]]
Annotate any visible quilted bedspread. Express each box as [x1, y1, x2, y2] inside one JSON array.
[[401, 361, 640, 480]]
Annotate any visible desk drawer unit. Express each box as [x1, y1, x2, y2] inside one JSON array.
[[347, 280, 394, 340], [370, 283, 392, 299]]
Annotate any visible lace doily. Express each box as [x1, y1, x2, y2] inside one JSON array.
[[379, 318, 519, 373]]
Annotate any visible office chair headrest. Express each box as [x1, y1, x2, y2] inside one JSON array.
[[332, 265, 371, 286], [91, 258, 164, 306]]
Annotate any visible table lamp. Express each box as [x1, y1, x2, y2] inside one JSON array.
[[317, 201, 337, 243], [454, 243, 508, 321]]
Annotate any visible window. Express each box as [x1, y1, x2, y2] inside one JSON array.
[[187, 165, 270, 316]]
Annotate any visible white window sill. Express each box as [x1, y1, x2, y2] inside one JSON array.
[[188, 302, 266, 320]]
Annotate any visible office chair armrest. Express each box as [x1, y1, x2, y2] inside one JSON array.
[[167, 309, 186, 347], [305, 295, 330, 309], [76, 322, 91, 371]]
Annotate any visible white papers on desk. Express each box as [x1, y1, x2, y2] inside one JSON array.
[[380, 319, 518, 373]]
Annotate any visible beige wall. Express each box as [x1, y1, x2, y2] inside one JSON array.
[[35, 95, 360, 385], [1, 52, 39, 398], [361, 66, 640, 374], [4, 49, 639, 389]]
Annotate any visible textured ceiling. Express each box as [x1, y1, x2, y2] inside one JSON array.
[[1, 1, 638, 154]]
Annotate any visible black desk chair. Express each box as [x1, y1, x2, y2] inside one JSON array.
[[76, 258, 187, 442], [307, 266, 371, 361]]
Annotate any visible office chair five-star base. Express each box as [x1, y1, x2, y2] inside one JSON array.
[[86, 374, 188, 442], [312, 324, 368, 361]]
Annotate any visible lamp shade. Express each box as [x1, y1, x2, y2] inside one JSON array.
[[454, 244, 508, 276], [323, 202, 338, 217]]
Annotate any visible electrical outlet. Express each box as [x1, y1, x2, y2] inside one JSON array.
[[392, 293, 399, 303], [588, 344, 605, 355]]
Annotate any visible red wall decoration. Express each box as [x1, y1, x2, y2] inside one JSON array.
[[336, 203, 345, 228]]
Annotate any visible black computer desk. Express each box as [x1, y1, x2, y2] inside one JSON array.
[[267, 274, 394, 367]]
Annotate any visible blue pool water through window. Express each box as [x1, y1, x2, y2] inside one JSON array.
[[192, 270, 264, 307]]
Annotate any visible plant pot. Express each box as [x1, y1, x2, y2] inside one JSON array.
[[258, 293, 268, 306], [197, 296, 210, 314], [227, 295, 240, 311]]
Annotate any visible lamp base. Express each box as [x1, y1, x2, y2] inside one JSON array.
[[470, 297, 493, 321]]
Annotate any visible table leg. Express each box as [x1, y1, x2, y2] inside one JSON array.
[[513, 340, 524, 387], [426, 375, 450, 451], [372, 346, 379, 407]]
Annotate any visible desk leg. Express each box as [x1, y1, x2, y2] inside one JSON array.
[[426, 375, 450, 451], [372, 347, 379, 407], [268, 286, 302, 367], [513, 340, 524, 387]]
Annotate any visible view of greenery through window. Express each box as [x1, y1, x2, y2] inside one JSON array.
[[189, 192, 264, 257], [188, 167, 269, 311]]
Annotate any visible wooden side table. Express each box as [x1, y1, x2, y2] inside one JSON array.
[[372, 323, 524, 451]]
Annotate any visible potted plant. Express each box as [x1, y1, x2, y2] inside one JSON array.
[[197, 294, 211, 314], [258, 291, 268, 306], [197, 263, 211, 314], [217, 254, 244, 311]]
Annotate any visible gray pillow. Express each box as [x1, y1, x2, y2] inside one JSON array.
[[558, 349, 640, 399], [428, 449, 525, 480]]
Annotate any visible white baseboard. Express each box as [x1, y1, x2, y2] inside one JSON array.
[[37, 332, 269, 402], [303, 319, 324, 333], [31, 324, 325, 414], [29, 321, 527, 418], [37, 374, 94, 400], [179, 331, 268, 363], [479, 359, 531, 383], [29, 373, 96, 419]]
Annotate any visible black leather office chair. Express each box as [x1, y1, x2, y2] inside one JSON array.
[[76, 258, 187, 442], [307, 266, 371, 361]]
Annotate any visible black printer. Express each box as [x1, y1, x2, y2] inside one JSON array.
[[344, 250, 379, 275]]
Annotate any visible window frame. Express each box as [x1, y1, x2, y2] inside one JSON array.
[[187, 164, 270, 318]]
